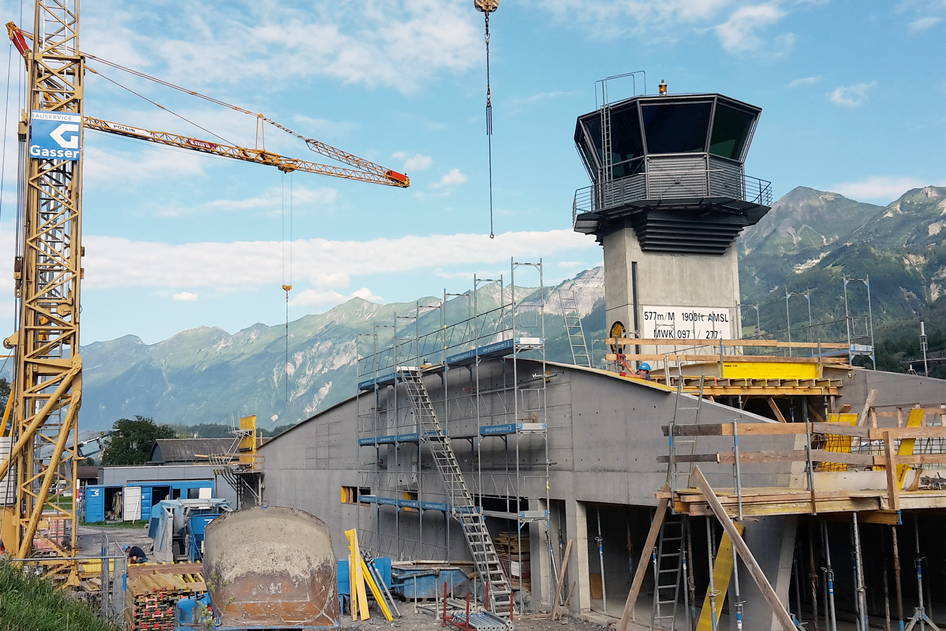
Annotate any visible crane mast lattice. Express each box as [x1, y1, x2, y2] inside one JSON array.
[[0, 0, 409, 583]]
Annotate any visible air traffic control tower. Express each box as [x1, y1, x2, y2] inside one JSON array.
[[572, 87, 772, 353]]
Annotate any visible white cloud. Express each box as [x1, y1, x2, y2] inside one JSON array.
[[81, 1, 480, 93], [830, 175, 943, 201], [788, 76, 821, 88], [290, 287, 382, 308], [393, 151, 433, 172], [558, 261, 585, 269], [827, 81, 877, 107], [172, 291, 199, 302], [432, 168, 468, 189], [909, 16, 942, 31], [84, 145, 209, 184], [713, 4, 790, 54], [60, 229, 590, 293], [510, 90, 581, 108], [540, 0, 736, 40], [204, 186, 339, 212]]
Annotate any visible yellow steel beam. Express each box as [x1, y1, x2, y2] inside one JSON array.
[[697, 523, 745, 630]]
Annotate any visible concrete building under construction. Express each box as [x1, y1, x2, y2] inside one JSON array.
[[252, 85, 946, 630]]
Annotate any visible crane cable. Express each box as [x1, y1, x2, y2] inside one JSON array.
[[281, 174, 294, 408], [481, 4, 496, 239], [86, 66, 237, 146]]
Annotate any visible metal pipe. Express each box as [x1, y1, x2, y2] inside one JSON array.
[[883, 532, 892, 631], [732, 535, 743, 631], [891, 526, 905, 631], [914, 517, 926, 631], [687, 517, 698, 627], [706, 518, 718, 631], [851, 511, 868, 631], [733, 421, 743, 520], [822, 520, 838, 631], [853, 513, 868, 631], [682, 520, 693, 631], [596, 506, 607, 615], [808, 522, 821, 631]]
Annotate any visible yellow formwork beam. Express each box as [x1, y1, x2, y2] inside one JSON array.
[[818, 413, 858, 472], [359, 557, 394, 621], [344, 529, 369, 620], [696, 522, 746, 631], [897, 408, 925, 486]]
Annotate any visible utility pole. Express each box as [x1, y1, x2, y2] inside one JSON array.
[[920, 321, 929, 377]]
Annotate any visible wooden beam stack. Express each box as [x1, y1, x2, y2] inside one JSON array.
[[495, 532, 530, 591], [125, 566, 206, 631]]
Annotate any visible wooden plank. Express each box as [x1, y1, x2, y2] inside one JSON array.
[[605, 353, 846, 364], [869, 425, 946, 440], [812, 420, 868, 438], [884, 431, 900, 512], [550, 539, 573, 621], [696, 523, 745, 630], [618, 498, 669, 631], [606, 338, 849, 349], [664, 421, 870, 438], [807, 401, 826, 423], [692, 466, 815, 631], [767, 397, 787, 422], [856, 389, 877, 427]]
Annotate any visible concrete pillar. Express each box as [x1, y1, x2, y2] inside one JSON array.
[[738, 516, 798, 631], [565, 499, 591, 614], [528, 498, 553, 609]]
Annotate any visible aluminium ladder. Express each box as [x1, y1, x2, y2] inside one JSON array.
[[559, 290, 591, 367], [651, 514, 688, 630], [397, 367, 515, 619]]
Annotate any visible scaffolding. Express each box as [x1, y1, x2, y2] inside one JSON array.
[[354, 258, 551, 611]]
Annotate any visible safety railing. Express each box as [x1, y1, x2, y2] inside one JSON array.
[[660, 410, 946, 518], [572, 169, 772, 224]]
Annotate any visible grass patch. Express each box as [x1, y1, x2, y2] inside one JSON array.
[[0, 560, 120, 631]]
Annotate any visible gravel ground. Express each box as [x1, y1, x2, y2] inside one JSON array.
[[77, 523, 152, 556], [343, 608, 613, 630]]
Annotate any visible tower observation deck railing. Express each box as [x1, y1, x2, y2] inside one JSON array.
[[572, 168, 772, 225]]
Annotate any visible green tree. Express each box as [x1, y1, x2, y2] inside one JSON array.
[[0, 377, 10, 412], [101, 416, 176, 466]]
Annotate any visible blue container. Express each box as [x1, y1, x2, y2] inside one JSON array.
[[83, 485, 105, 523], [391, 567, 472, 600]]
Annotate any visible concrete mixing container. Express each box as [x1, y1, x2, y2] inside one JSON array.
[[202, 506, 338, 628]]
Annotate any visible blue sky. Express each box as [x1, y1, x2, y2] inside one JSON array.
[[0, 0, 944, 344]]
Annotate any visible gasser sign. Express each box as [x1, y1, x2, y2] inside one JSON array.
[[29, 110, 81, 160], [641, 305, 733, 340]]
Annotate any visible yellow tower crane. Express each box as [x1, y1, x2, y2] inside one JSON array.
[[0, 3, 408, 584]]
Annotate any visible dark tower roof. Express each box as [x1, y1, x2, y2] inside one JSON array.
[[572, 93, 771, 254]]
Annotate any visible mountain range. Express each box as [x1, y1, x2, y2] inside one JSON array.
[[79, 185, 946, 432]]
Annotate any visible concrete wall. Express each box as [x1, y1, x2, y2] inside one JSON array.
[[833, 366, 946, 411], [259, 358, 790, 610], [601, 219, 742, 349], [99, 464, 238, 507]]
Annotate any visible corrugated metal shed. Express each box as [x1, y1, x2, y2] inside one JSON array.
[[150, 438, 235, 464]]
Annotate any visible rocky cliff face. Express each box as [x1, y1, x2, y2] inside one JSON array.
[[81, 271, 606, 431]]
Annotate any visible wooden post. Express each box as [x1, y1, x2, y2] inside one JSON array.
[[617, 498, 669, 631], [856, 389, 877, 427], [884, 431, 900, 511], [550, 539, 573, 620], [767, 397, 787, 423], [691, 467, 797, 631]]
